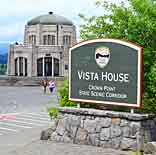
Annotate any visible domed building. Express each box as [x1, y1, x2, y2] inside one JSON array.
[[7, 12, 77, 77]]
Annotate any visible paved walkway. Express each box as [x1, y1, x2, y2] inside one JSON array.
[[0, 86, 59, 114], [0, 112, 52, 155], [9, 141, 132, 155], [0, 86, 133, 155], [0, 113, 133, 155], [0, 112, 51, 137]]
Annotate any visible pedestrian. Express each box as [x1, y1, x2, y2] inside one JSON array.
[[48, 80, 56, 93], [41, 78, 48, 94]]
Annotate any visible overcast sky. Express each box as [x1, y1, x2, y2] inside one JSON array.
[[0, 0, 120, 43]]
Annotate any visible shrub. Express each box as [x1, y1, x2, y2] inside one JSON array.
[[59, 80, 104, 109], [59, 80, 77, 107], [47, 107, 59, 119]]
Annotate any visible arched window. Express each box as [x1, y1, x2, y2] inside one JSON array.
[[37, 58, 43, 76], [15, 58, 18, 76], [28, 35, 36, 45], [15, 57, 27, 76], [54, 58, 59, 76], [63, 35, 71, 46], [43, 35, 55, 45], [43, 35, 48, 45]]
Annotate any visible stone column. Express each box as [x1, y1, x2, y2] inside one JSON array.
[[52, 57, 54, 77], [60, 59, 63, 76], [46, 36, 48, 45], [24, 25, 28, 45], [58, 25, 63, 45], [27, 52, 32, 77], [43, 57, 45, 77], [17, 57, 20, 76], [23, 57, 25, 76], [36, 24, 41, 45], [33, 54, 37, 76], [7, 45, 15, 75]]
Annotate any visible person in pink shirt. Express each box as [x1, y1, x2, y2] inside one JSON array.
[[48, 80, 56, 92]]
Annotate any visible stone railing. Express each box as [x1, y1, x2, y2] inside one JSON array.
[[11, 44, 64, 53], [37, 45, 64, 52], [41, 107, 156, 151]]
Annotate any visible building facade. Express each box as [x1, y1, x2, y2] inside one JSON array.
[[7, 12, 76, 77]]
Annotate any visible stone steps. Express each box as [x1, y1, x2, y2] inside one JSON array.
[[0, 76, 65, 87]]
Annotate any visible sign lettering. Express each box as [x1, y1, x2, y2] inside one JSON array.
[[69, 39, 142, 108]]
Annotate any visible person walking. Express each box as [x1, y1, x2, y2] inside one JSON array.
[[48, 80, 56, 93], [41, 78, 48, 94]]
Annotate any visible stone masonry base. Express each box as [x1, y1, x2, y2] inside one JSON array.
[[41, 107, 156, 151]]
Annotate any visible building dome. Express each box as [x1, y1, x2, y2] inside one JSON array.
[[27, 12, 73, 26]]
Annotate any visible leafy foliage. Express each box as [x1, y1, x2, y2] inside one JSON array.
[[59, 80, 77, 107], [79, 0, 156, 113], [0, 64, 7, 75], [47, 107, 59, 119], [59, 80, 102, 109]]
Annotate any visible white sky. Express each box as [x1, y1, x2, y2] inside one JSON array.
[[0, 0, 120, 43]]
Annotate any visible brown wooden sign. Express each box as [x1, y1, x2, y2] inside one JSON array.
[[69, 38, 142, 108]]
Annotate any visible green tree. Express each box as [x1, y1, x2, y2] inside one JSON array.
[[79, 0, 156, 113], [1, 64, 4, 70]]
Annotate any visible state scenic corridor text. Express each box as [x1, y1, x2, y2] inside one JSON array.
[[78, 85, 127, 99]]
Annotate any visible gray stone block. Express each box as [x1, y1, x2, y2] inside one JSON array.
[[70, 115, 81, 127], [129, 122, 141, 134], [51, 132, 62, 142], [121, 138, 137, 151], [100, 140, 111, 148], [111, 137, 121, 149], [62, 131, 72, 143], [75, 128, 88, 144], [144, 142, 156, 155], [40, 120, 58, 140], [88, 133, 100, 146], [120, 119, 129, 127], [110, 125, 122, 138], [40, 128, 54, 140], [100, 128, 110, 141], [84, 119, 97, 133], [96, 117, 112, 132], [122, 126, 131, 138], [80, 119, 84, 128], [56, 119, 66, 136]]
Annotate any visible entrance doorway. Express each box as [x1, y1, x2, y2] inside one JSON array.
[[37, 58, 43, 76], [37, 57, 59, 77], [54, 58, 59, 76], [45, 57, 52, 76], [15, 57, 27, 76]]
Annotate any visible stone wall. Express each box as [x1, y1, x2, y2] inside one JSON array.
[[43, 107, 156, 151]]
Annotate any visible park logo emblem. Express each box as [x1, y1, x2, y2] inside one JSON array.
[[95, 46, 110, 68]]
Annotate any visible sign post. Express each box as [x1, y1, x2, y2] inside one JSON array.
[[69, 39, 142, 108]]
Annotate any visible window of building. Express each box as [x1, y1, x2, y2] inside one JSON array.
[[28, 36, 31, 44], [63, 35, 71, 46], [52, 35, 55, 45], [33, 35, 36, 45], [43, 35, 48, 45], [28, 35, 36, 45], [48, 35, 51, 45], [65, 64, 68, 70], [43, 35, 55, 45]]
